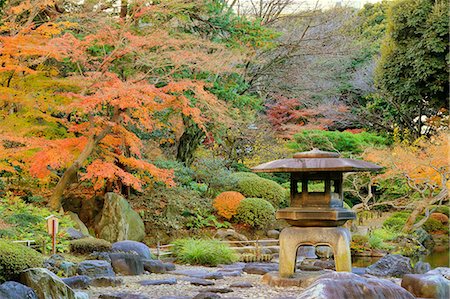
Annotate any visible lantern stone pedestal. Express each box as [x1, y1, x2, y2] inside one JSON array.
[[279, 226, 352, 277], [252, 149, 381, 284]]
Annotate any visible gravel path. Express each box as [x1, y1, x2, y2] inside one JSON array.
[[87, 264, 304, 299]]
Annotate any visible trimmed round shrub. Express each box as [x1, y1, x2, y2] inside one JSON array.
[[69, 237, 112, 254], [430, 212, 449, 224], [235, 198, 275, 229], [0, 240, 44, 282], [231, 172, 286, 207], [213, 191, 245, 220], [172, 238, 238, 266]]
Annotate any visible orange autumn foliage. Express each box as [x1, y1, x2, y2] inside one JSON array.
[[213, 191, 246, 220]]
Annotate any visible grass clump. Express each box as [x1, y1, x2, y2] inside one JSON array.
[[172, 238, 238, 266], [0, 240, 44, 282], [382, 212, 410, 230], [69, 237, 112, 254]]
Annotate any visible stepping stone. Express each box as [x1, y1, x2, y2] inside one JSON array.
[[188, 278, 215, 286], [138, 278, 177, 286], [243, 263, 278, 275], [193, 293, 221, 299], [159, 297, 191, 299], [172, 269, 223, 280], [91, 276, 123, 287], [216, 270, 242, 277], [229, 282, 253, 288], [62, 275, 91, 289], [99, 293, 149, 299], [198, 288, 233, 293]]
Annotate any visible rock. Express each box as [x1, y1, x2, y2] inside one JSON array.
[[142, 259, 168, 273], [414, 261, 432, 274], [297, 272, 415, 299], [112, 240, 152, 259], [75, 292, 89, 299], [243, 263, 278, 275], [401, 273, 450, 299], [430, 212, 449, 224], [138, 278, 177, 286], [44, 254, 77, 277], [313, 260, 335, 270], [68, 212, 90, 237], [91, 276, 124, 287], [188, 278, 215, 286], [165, 262, 176, 271], [214, 229, 248, 245], [315, 246, 333, 259], [172, 269, 222, 279], [0, 281, 38, 299], [366, 254, 413, 277], [159, 297, 190, 299], [62, 276, 92, 289], [77, 260, 115, 278], [198, 288, 233, 293], [19, 268, 80, 299], [96, 192, 145, 242], [352, 267, 367, 275], [427, 267, 450, 279], [193, 293, 221, 299], [266, 230, 280, 239], [88, 252, 112, 263], [98, 293, 149, 299], [229, 282, 253, 288], [216, 269, 242, 277], [109, 252, 144, 275], [66, 228, 86, 240]]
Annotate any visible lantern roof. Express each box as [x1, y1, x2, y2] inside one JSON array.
[[252, 148, 382, 173]]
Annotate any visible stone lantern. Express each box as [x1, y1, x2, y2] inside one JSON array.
[[252, 149, 381, 279]]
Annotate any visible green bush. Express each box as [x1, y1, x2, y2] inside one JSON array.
[[0, 240, 44, 282], [231, 172, 286, 207], [0, 194, 75, 253], [287, 130, 390, 155], [429, 205, 450, 217], [423, 217, 449, 233], [382, 212, 410, 230], [235, 198, 275, 229], [69, 237, 112, 254], [172, 238, 238, 266]]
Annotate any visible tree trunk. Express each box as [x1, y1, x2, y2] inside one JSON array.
[[176, 118, 205, 166], [402, 188, 449, 233], [120, 0, 128, 19], [49, 126, 113, 210]]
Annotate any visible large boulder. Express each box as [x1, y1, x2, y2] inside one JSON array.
[[19, 268, 80, 299], [111, 241, 152, 259], [109, 253, 144, 275], [77, 260, 115, 278], [298, 272, 415, 299], [366, 254, 413, 277], [67, 212, 90, 238], [401, 273, 450, 299], [0, 281, 38, 299], [95, 193, 145, 242], [61, 276, 92, 290]]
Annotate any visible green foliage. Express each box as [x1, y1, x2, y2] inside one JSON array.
[[375, 0, 449, 134], [371, 227, 399, 242], [230, 172, 286, 207], [288, 130, 390, 155], [429, 205, 450, 217], [193, 158, 236, 197], [235, 198, 275, 229], [382, 212, 410, 230], [172, 238, 238, 266], [0, 240, 44, 282], [139, 186, 213, 234], [69, 237, 112, 254], [351, 235, 369, 253], [152, 159, 195, 187], [184, 208, 231, 230], [423, 217, 449, 233], [0, 194, 75, 253]]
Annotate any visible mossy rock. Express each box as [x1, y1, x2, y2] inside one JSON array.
[[69, 237, 112, 254], [0, 240, 44, 282]]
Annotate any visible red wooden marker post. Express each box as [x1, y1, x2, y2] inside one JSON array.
[[45, 215, 59, 254]]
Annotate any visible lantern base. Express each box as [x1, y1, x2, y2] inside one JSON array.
[[276, 207, 356, 227]]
